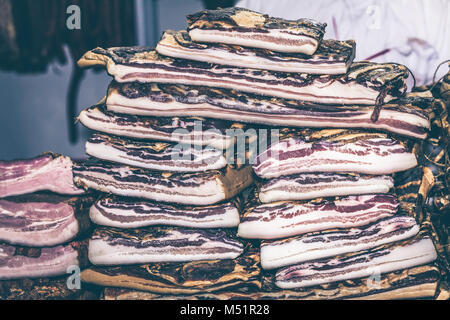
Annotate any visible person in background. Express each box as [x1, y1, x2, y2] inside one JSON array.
[[233, 0, 449, 86]]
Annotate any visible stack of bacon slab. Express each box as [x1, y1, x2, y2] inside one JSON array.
[[75, 7, 443, 300], [0, 154, 95, 300]]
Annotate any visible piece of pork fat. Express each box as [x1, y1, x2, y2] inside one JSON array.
[[0, 153, 84, 198], [73, 160, 253, 206], [77, 104, 235, 150], [90, 196, 240, 229], [258, 173, 394, 203], [253, 129, 418, 178], [260, 216, 419, 270], [275, 232, 437, 289], [88, 227, 244, 266], [82, 243, 260, 294], [78, 46, 408, 105], [238, 194, 398, 240], [85, 134, 227, 172], [156, 30, 354, 74], [0, 194, 92, 247], [102, 261, 440, 300], [0, 242, 82, 280], [106, 82, 431, 140], [186, 7, 325, 54]]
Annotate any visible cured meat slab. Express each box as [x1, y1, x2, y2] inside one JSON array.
[[186, 7, 325, 54], [156, 30, 355, 74], [0, 194, 92, 247], [73, 160, 253, 206], [258, 173, 394, 203], [82, 244, 260, 294], [103, 264, 440, 300], [86, 134, 227, 172], [107, 82, 430, 140], [90, 196, 241, 229], [275, 233, 437, 289], [78, 47, 408, 105], [260, 216, 419, 269], [88, 227, 244, 266], [0, 242, 85, 280], [238, 194, 398, 239], [78, 105, 236, 150], [0, 153, 84, 198], [253, 129, 417, 178]]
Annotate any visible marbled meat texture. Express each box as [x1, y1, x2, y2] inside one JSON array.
[[73, 160, 253, 206], [90, 196, 240, 229], [0, 153, 84, 198], [88, 227, 245, 266], [86, 133, 227, 172], [253, 129, 418, 178], [186, 7, 325, 54], [260, 216, 419, 269], [258, 173, 394, 203], [275, 233, 437, 289], [77, 104, 236, 150], [238, 194, 398, 239], [82, 243, 260, 294], [107, 82, 430, 140], [156, 30, 354, 74], [78, 46, 408, 105]]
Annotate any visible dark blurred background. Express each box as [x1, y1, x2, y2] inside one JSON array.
[[0, 0, 448, 160]]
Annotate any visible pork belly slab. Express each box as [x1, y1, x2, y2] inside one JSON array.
[[0, 153, 84, 198], [186, 7, 325, 54], [275, 232, 437, 289], [253, 129, 417, 178], [86, 134, 227, 172], [78, 46, 408, 105], [73, 160, 253, 206], [107, 82, 430, 140], [0, 194, 92, 247], [90, 196, 240, 229], [0, 242, 84, 280], [156, 30, 354, 74], [258, 173, 394, 203], [82, 244, 260, 294], [260, 216, 419, 269], [103, 264, 440, 300], [78, 105, 236, 150], [238, 194, 398, 240], [88, 227, 244, 266]]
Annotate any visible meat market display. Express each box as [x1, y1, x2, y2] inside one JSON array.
[[1, 7, 449, 301]]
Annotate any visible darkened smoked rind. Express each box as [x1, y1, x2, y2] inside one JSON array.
[[78, 46, 408, 105], [0, 193, 93, 247], [156, 30, 354, 74], [82, 243, 260, 294], [107, 82, 430, 140], [73, 159, 253, 206]]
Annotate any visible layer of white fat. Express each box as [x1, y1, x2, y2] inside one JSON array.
[[260, 216, 419, 270], [155, 42, 347, 75], [78, 108, 232, 150], [254, 139, 418, 178], [85, 140, 227, 172], [106, 94, 429, 140], [188, 29, 319, 55], [275, 237, 437, 289], [259, 175, 394, 203], [89, 203, 240, 229], [88, 237, 243, 265], [73, 173, 226, 206], [107, 64, 387, 105]]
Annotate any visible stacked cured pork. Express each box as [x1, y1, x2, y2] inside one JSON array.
[[0, 154, 95, 299], [73, 7, 443, 299]]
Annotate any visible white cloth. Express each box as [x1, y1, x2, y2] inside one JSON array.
[[236, 0, 450, 86]]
